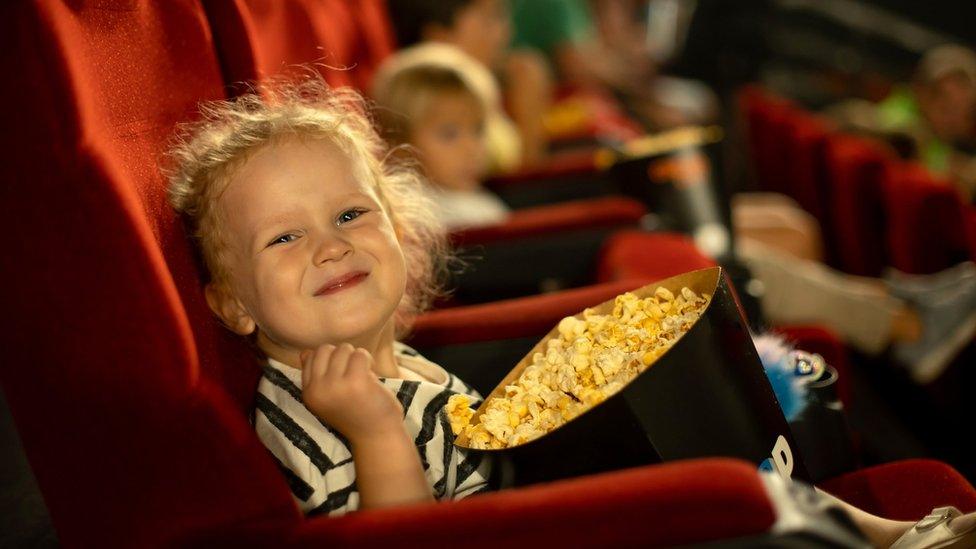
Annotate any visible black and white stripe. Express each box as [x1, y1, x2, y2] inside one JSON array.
[[254, 343, 492, 516]]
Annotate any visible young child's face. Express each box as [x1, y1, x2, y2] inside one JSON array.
[[411, 92, 487, 192], [433, 0, 510, 67], [209, 137, 407, 355]]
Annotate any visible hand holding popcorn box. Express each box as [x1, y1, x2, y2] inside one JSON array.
[[449, 267, 810, 486]]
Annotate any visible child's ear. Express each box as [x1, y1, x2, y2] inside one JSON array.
[[205, 282, 256, 336]]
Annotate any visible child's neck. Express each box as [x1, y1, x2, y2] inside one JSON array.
[[259, 322, 400, 379]]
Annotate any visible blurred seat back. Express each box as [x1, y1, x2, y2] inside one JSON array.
[[883, 162, 973, 274], [739, 86, 797, 195], [204, 0, 394, 92], [823, 134, 891, 276], [0, 1, 300, 545]]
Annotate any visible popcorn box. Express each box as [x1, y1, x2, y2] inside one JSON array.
[[454, 266, 810, 486]]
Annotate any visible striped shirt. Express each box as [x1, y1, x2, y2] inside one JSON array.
[[254, 342, 493, 516]]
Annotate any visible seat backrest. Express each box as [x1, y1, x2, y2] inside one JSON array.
[[823, 134, 891, 277], [0, 1, 299, 545], [739, 86, 797, 195], [883, 162, 972, 274], [204, 0, 395, 93], [783, 113, 832, 227]]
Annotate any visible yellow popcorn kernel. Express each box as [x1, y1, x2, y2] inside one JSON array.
[[570, 353, 590, 371], [655, 287, 674, 301], [582, 388, 606, 406], [591, 365, 606, 385], [681, 287, 698, 302], [546, 338, 564, 351], [545, 348, 564, 366], [558, 316, 580, 341], [445, 394, 475, 435], [574, 336, 593, 354], [509, 412, 520, 427], [516, 403, 529, 418], [557, 395, 572, 410], [642, 350, 658, 366], [470, 429, 492, 449]]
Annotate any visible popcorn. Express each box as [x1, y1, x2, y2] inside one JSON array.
[[446, 285, 710, 449]]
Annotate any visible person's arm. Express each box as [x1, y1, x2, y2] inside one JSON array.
[[301, 343, 434, 510]]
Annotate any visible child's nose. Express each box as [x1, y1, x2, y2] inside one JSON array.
[[312, 234, 352, 264]]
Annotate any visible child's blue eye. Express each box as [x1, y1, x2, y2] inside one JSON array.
[[267, 233, 298, 247], [337, 208, 368, 225]]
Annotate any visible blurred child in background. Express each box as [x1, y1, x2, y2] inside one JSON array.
[[387, 0, 552, 167], [373, 44, 511, 229]]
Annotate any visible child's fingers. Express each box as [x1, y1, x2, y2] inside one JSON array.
[[307, 344, 337, 387], [344, 348, 372, 379], [326, 343, 355, 380]]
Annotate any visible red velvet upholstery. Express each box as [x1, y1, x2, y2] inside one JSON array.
[[204, 0, 395, 91], [782, 113, 833, 234], [821, 459, 976, 520], [484, 149, 602, 189], [410, 279, 651, 346], [451, 196, 646, 246], [823, 134, 891, 276], [595, 231, 717, 283], [739, 85, 797, 195], [185, 458, 777, 547], [0, 1, 301, 545], [883, 162, 974, 274]]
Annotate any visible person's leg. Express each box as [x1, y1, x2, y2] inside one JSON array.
[[816, 489, 913, 547], [733, 195, 824, 262], [739, 240, 905, 354], [818, 488, 976, 548]]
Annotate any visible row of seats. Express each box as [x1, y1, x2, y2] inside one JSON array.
[[0, 1, 973, 546], [740, 85, 976, 277]]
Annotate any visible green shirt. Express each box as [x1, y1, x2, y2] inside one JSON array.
[[509, 0, 594, 60], [877, 86, 951, 173]]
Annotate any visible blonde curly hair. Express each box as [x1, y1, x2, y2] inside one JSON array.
[[166, 75, 450, 337]]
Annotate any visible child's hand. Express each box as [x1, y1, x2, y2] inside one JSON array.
[[300, 343, 404, 442]]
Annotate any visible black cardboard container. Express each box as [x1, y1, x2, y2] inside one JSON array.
[[455, 267, 810, 486]]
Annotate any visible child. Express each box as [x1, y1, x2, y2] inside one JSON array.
[[166, 78, 492, 515], [166, 77, 975, 547], [387, 0, 552, 166], [373, 46, 512, 230]]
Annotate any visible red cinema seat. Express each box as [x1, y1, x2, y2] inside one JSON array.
[[821, 459, 976, 520], [596, 231, 717, 283], [739, 85, 798, 196], [445, 201, 647, 306], [782, 113, 833, 231], [204, 0, 394, 91], [883, 162, 974, 274], [823, 134, 891, 277], [451, 196, 646, 247], [0, 1, 301, 545]]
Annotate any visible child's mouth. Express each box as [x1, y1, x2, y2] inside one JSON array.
[[314, 271, 368, 296]]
